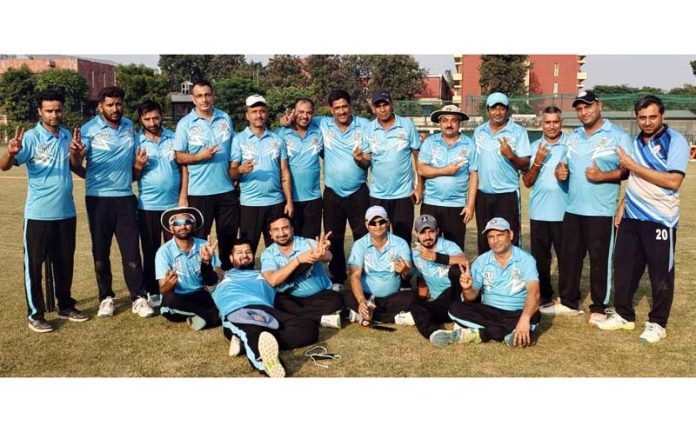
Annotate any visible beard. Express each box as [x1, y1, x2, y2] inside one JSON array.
[[237, 261, 255, 270], [173, 230, 192, 240]]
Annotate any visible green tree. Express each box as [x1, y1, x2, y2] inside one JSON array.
[[304, 55, 349, 105], [34, 69, 89, 127], [366, 55, 426, 101], [214, 78, 266, 131], [208, 55, 247, 80], [263, 55, 305, 89], [691, 60, 696, 76], [0, 65, 35, 123], [159, 55, 214, 88], [479, 55, 529, 96], [116, 64, 169, 120], [265, 86, 311, 129]]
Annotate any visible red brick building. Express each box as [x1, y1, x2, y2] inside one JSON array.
[[415, 74, 454, 102], [0, 56, 117, 101], [452, 55, 587, 113]]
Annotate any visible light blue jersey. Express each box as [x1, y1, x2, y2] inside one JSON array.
[[419, 133, 478, 207], [565, 120, 631, 217], [528, 134, 569, 221], [471, 246, 538, 311], [347, 232, 412, 298], [362, 115, 420, 199], [212, 269, 276, 318], [81, 115, 137, 197], [14, 122, 75, 220], [136, 128, 181, 210], [624, 127, 689, 228], [473, 120, 531, 194], [412, 237, 463, 299], [155, 237, 221, 295], [260, 236, 332, 298], [173, 108, 234, 196], [276, 125, 323, 202], [231, 127, 287, 206], [316, 115, 370, 197]]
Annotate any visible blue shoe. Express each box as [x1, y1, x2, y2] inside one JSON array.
[[429, 328, 463, 347]]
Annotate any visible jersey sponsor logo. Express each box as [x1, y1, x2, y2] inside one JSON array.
[[483, 271, 494, 290], [286, 138, 298, 157], [215, 122, 231, 141], [364, 253, 377, 273], [241, 142, 258, 161], [187, 126, 205, 147], [92, 131, 111, 151], [34, 143, 55, 166], [508, 267, 525, 294], [310, 136, 322, 155], [265, 140, 280, 160], [592, 137, 615, 159]]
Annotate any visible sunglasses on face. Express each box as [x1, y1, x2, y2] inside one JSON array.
[[171, 218, 194, 227], [368, 219, 388, 227]]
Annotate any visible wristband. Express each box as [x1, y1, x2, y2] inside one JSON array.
[[533, 161, 542, 167], [434, 253, 449, 265]]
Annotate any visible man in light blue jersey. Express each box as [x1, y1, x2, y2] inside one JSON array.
[[275, 98, 323, 239], [261, 214, 343, 329], [362, 89, 422, 247], [314, 89, 371, 290], [522, 106, 568, 307], [540, 90, 631, 326], [0, 90, 88, 332], [174, 80, 238, 270], [230, 94, 293, 254], [431, 218, 541, 348], [473, 92, 531, 254], [135, 100, 188, 308], [212, 238, 319, 378], [155, 207, 220, 330], [73, 86, 154, 319], [408, 215, 470, 345], [595, 95, 689, 343], [418, 105, 478, 250], [345, 206, 416, 326]]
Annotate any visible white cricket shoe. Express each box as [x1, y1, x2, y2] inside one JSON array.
[[97, 297, 115, 318], [132, 297, 155, 318]]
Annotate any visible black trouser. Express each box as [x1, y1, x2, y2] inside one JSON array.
[[449, 302, 541, 342], [369, 196, 414, 244], [240, 202, 287, 254], [420, 203, 467, 251], [86, 196, 145, 302], [475, 190, 520, 254], [292, 197, 323, 240], [613, 219, 676, 328], [323, 185, 369, 284], [411, 265, 463, 338], [558, 212, 614, 314], [23, 218, 77, 320], [138, 209, 173, 296], [160, 289, 221, 329], [342, 289, 416, 323], [222, 304, 318, 372], [530, 219, 563, 304], [274, 290, 344, 323], [188, 190, 240, 270]]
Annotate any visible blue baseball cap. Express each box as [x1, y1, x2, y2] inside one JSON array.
[[482, 217, 511, 235], [486, 92, 509, 108]]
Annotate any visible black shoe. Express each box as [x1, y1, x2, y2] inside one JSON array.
[[57, 308, 89, 322], [28, 318, 54, 333]]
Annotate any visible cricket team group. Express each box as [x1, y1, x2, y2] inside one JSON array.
[[1, 78, 688, 377]]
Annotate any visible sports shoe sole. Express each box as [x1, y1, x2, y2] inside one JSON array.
[[259, 331, 285, 378], [320, 314, 341, 329], [57, 313, 89, 323], [430, 329, 459, 347], [229, 335, 242, 357], [28, 322, 54, 333], [132, 306, 155, 318], [188, 315, 206, 331]]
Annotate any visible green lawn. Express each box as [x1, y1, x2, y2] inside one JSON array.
[[0, 163, 695, 378]]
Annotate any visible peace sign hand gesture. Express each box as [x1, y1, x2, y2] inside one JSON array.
[[134, 147, 148, 170], [69, 128, 85, 157], [8, 127, 25, 156], [200, 235, 218, 264]]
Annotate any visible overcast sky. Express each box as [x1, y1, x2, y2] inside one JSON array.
[[84, 54, 696, 92]]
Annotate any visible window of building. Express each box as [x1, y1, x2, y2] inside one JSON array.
[[553, 63, 560, 77], [553, 82, 559, 95]]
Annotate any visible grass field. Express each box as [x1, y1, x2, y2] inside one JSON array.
[[0, 162, 695, 378]]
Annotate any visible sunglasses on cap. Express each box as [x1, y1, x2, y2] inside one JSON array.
[[171, 218, 194, 227], [368, 219, 388, 227]]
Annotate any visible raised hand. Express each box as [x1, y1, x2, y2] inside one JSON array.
[[615, 146, 635, 171], [165, 268, 178, 286], [318, 231, 332, 251], [239, 159, 255, 174], [134, 147, 148, 170], [69, 128, 85, 157], [198, 144, 221, 161], [394, 257, 408, 275], [555, 161, 569, 181], [499, 136, 514, 159], [459, 263, 473, 290], [534, 143, 549, 166], [585, 160, 603, 182], [200, 235, 218, 264], [7, 127, 25, 156], [279, 108, 295, 127]]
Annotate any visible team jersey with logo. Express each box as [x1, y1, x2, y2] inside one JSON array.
[[81, 115, 137, 197], [473, 120, 531, 194], [212, 269, 276, 318], [315, 115, 370, 197], [624, 126, 689, 228], [362, 115, 421, 199], [412, 237, 464, 298], [230, 127, 287, 206], [347, 232, 412, 298], [470, 246, 538, 311], [260, 236, 332, 298], [155, 237, 221, 295], [136, 128, 180, 210], [565, 119, 631, 217], [173, 108, 234, 196], [276, 125, 323, 202], [419, 133, 478, 207], [528, 134, 569, 221], [15, 122, 75, 220]]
